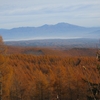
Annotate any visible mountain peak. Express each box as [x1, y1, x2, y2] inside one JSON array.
[[55, 22, 71, 26], [55, 22, 79, 28]]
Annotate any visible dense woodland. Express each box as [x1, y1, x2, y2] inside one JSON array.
[[0, 36, 100, 100]]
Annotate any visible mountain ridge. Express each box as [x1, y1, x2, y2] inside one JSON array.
[[0, 22, 100, 41]]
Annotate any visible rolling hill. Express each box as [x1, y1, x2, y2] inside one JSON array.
[[6, 45, 97, 57], [5, 38, 99, 48]]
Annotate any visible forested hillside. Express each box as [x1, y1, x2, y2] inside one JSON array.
[[0, 37, 100, 100], [2, 54, 100, 100]]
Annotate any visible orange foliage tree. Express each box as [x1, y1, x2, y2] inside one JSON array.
[[0, 36, 13, 100]]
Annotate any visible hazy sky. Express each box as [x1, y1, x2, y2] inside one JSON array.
[[0, 0, 100, 29]]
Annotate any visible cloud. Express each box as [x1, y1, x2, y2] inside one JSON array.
[[1, 0, 100, 15], [0, 0, 100, 28], [1, 3, 99, 16]]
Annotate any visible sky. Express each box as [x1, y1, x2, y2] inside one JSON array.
[[0, 0, 100, 29]]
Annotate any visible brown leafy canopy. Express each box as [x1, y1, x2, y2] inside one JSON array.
[[0, 36, 5, 67], [0, 36, 3, 43], [0, 36, 13, 100], [6, 54, 100, 100], [0, 36, 7, 54], [1, 36, 100, 100]]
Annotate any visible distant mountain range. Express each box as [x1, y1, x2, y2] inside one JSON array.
[[0, 22, 100, 41]]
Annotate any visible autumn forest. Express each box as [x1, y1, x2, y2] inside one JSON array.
[[0, 36, 100, 100]]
